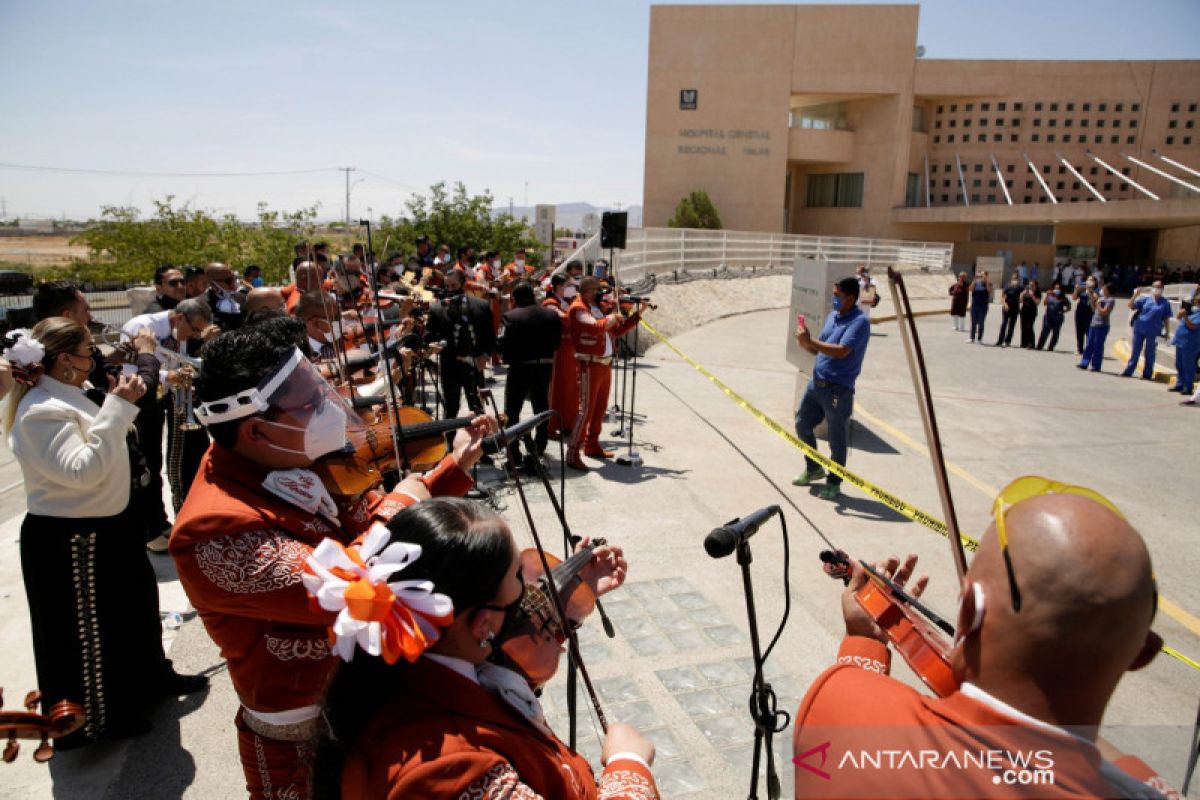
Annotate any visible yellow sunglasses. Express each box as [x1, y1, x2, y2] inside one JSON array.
[[992, 476, 1129, 612]]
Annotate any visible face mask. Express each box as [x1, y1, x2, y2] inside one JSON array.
[[1086, 281, 1095, 288], [515, 259, 524, 268], [252, 277, 264, 288], [492, 259, 501, 269], [831, 296, 841, 312], [564, 285, 578, 300], [1152, 288, 1163, 298], [261, 402, 348, 461]]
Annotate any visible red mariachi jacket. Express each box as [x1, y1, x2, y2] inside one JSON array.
[[567, 296, 640, 358], [342, 657, 659, 799], [170, 445, 472, 715]]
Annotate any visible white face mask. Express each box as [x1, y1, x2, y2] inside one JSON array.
[[515, 258, 524, 268], [492, 259, 501, 269], [1152, 287, 1163, 298], [261, 402, 348, 461], [564, 285, 578, 300]]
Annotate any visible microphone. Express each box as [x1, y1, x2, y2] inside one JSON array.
[[704, 505, 780, 559], [481, 410, 555, 455]]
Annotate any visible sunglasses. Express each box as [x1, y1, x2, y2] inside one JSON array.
[[992, 476, 1155, 618], [166, 279, 185, 287]]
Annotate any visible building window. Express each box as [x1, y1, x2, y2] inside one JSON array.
[[1056, 181, 1065, 190], [1121, 167, 1130, 175], [1127, 136, 1136, 144], [1097, 119, 1105, 128], [1167, 136, 1176, 145], [1169, 120, 1178, 128], [943, 179, 950, 187], [980, 118, 988, 127], [1131, 103, 1140, 112], [805, 172, 865, 208], [1043, 165, 1051, 174], [1010, 134, 1019, 142], [945, 164, 952, 172], [1188, 120, 1196, 129], [935, 120, 942, 129], [1083, 102, 1091, 112], [933, 135, 940, 143], [966, 103, 974, 112], [1130, 119, 1138, 128], [1031, 133, 1040, 142], [912, 106, 927, 132], [993, 134, 1002, 142], [1048, 134, 1056, 142], [1035, 102, 1043, 111], [1090, 167, 1098, 175], [998, 102, 1006, 111], [905, 173, 921, 207], [948, 134, 955, 143], [978, 133, 986, 142], [1186, 136, 1194, 145], [1190, 103, 1197, 112], [1014, 102, 1023, 111], [1025, 180, 1034, 189], [988, 179, 997, 188], [996, 118, 1004, 127], [1110, 136, 1118, 144], [971, 194, 981, 203], [1050, 102, 1058, 111], [981, 102, 990, 111], [950, 104, 958, 112], [1115, 103, 1123, 112], [1033, 118, 1042, 127], [1063, 134, 1072, 142], [1113, 119, 1121, 128], [972, 179, 981, 188], [1094, 135, 1102, 144], [1099, 103, 1107, 112], [1104, 182, 1112, 190], [941, 194, 949, 203], [950, 119, 957, 128], [1064, 119, 1073, 127], [1171, 103, 1180, 112], [987, 195, 996, 203], [1049, 119, 1057, 127], [1121, 183, 1129, 191], [1007, 164, 1014, 173], [1081, 119, 1089, 128]]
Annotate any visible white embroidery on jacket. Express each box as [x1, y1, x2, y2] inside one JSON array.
[[195, 529, 310, 594]]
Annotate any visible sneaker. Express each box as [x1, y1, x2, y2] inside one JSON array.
[[1075, 364, 1087, 370], [965, 338, 975, 343], [1168, 385, 1183, 392], [146, 532, 171, 554], [818, 483, 841, 501], [791, 467, 826, 487]]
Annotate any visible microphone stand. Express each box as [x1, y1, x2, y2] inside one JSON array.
[[714, 509, 790, 800], [610, 336, 629, 437], [520, 431, 617, 752], [615, 321, 643, 467]]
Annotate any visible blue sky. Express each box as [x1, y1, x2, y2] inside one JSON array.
[[1, 0, 1197, 221]]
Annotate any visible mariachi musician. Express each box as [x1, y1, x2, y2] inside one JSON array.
[[169, 316, 492, 800], [566, 277, 647, 471], [543, 273, 580, 441], [313, 499, 660, 799]]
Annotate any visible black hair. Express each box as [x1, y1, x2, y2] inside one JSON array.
[[314, 241, 329, 252], [32, 281, 82, 321], [313, 499, 514, 799], [511, 281, 535, 306], [550, 273, 567, 288], [836, 276, 860, 300], [195, 316, 307, 448], [456, 245, 472, 259], [244, 265, 262, 276], [184, 265, 206, 279], [153, 264, 180, 285]]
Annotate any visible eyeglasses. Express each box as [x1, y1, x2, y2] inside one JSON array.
[[166, 279, 185, 287], [481, 567, 525, 614], [992, 476, 1128, 612]]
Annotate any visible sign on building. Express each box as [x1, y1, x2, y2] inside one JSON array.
[[680, 89, 698, 110]]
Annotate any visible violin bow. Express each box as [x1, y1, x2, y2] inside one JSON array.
[[358, 221, 412, 474], [506, 455, 609, 738], [885, 268, 970, 584]]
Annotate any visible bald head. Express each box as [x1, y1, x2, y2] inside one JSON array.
[[957, 493, 1157, 727], [295, 262, 322, 293], [244, 287, 284, 318]]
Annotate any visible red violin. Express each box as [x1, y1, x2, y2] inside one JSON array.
[[0, 687, 85, 763]]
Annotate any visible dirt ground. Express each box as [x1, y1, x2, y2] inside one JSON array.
[[0, 234, 89, 267]]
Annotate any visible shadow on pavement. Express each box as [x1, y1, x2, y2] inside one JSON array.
[[847, 420, 899, 455], [821, 489, 910, 524]]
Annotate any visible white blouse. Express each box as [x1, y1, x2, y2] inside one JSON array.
[[9, 376, 140, 518]]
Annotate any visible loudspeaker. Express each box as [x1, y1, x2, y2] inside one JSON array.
[[600, 211, 628, 250]]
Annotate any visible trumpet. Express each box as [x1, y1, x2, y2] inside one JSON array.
[[157, 348, 202, 432]]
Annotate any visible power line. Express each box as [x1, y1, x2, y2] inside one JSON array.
[[358, 169, 421, 192], [0, 162, 341, 178]]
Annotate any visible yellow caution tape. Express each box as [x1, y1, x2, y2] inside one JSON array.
[[639, 319, 978, 553], [639, 319, 1200, 674]]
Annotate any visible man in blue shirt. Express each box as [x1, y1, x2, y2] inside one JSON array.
[[792, 277, 871, 500], [1121, 281, 1173, 379]]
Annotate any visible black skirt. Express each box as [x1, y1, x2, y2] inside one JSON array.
[[20, 508, 170, 746]]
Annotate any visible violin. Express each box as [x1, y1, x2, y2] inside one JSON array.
[[314, 407, 479, 497], [820, 550, 958, 697], [496, 540, 605, 690], [0, 687, 85, 763]]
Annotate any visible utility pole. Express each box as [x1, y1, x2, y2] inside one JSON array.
[[0, 196, 7, 219], [339, 166, 356, 231]]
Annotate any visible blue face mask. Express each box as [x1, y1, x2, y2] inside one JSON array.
[[251, 277, 264, 288], [831, 296, 841, 312]]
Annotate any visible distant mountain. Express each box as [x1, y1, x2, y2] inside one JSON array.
[[493, 202, 642, 233]]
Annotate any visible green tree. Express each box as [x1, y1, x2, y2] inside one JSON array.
[[65, 196, 319, 284], [374, 182, 542, 264], [667, 190, 723, 230]]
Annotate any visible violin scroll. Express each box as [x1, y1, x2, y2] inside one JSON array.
[[0, 687, 86, 763]]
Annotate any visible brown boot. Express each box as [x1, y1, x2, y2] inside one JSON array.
[[584, 446, 615, 459], [565, 451, 590, 471]]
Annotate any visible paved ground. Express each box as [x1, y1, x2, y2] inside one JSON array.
[[2, 294, 1197, 799]]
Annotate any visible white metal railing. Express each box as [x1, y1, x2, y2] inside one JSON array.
[[601, 227, 953, 284]]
